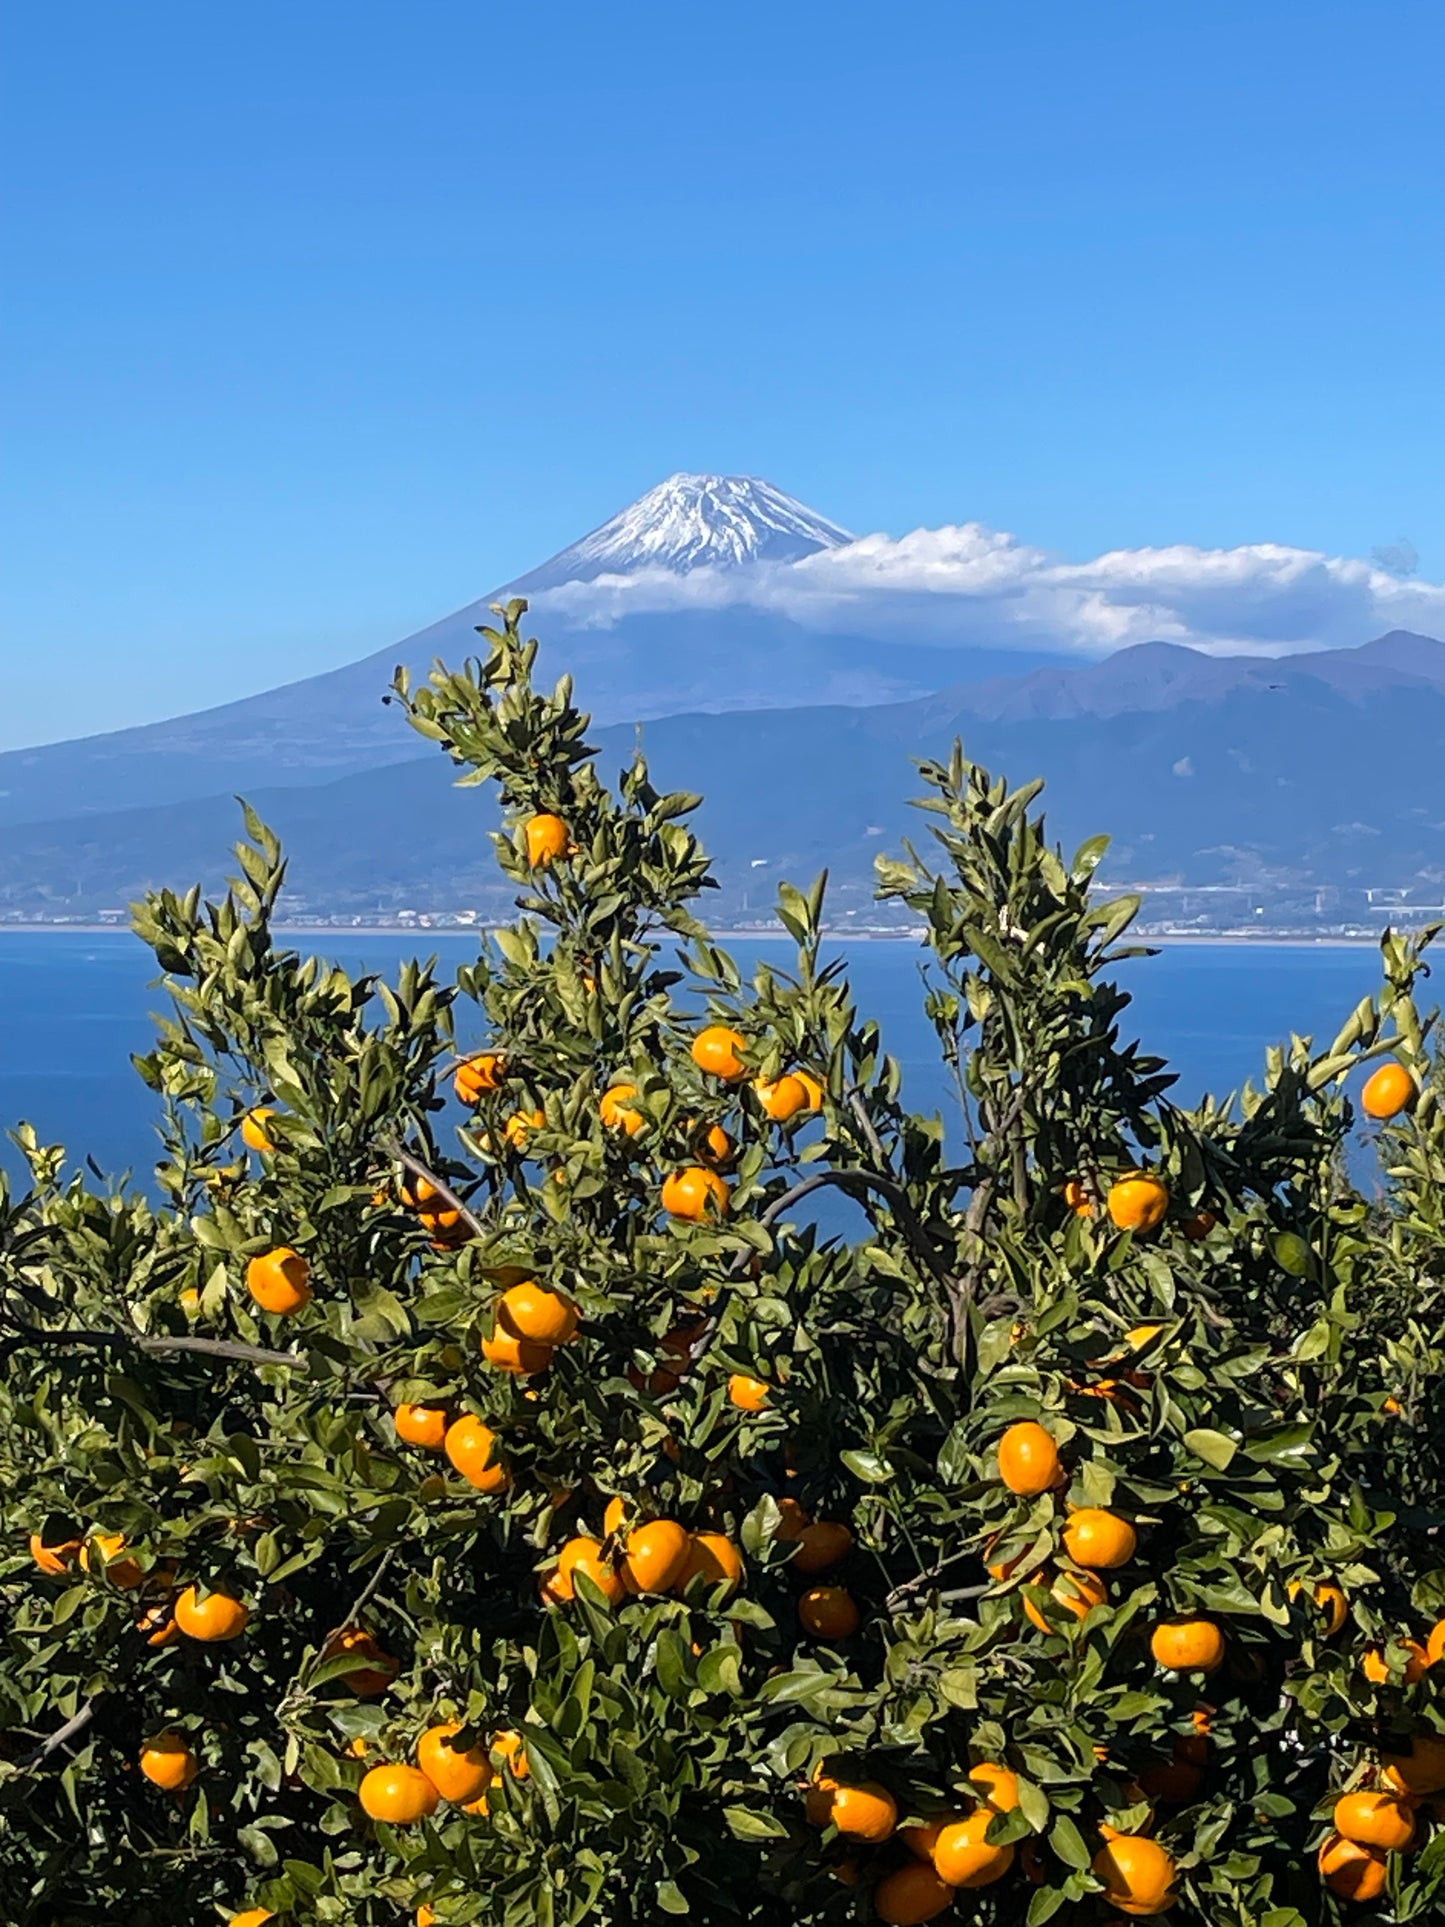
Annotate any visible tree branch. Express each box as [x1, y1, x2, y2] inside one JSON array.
[[324, 1547, 397, 1648], [886, 1553, 988, 1610], [377, 1137, 487, 1240], [17, 1699, 96, 1771], [0, 1315, 304, 1370], [844, 1089, 958, 1294]]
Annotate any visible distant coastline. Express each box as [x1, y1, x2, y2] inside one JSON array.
[[0, 922, 1402, 949]]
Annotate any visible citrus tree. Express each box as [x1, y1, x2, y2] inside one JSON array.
[[3, 600, 1445, 1927]]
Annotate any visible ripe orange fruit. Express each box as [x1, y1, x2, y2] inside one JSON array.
[[1022, 1568, 1107, 1631], [753, 1074, 808, 1121], [874, 1858, 954, 1922], [661, 1167, 731, 1221], [728, 1373, 771, 1412], [481, 1326, 554, 1376], [799, 1585, 861, 1639], [137, 1601, 180, 1647], [1362, 1637, 1428, 1684], [830, 1780, 898, 1841], [240, 1107, 277, 1152], [230, 1912, 275, 1927], [80, 1532, 145, 1589], [524, 812, 569, 868], [901, 1817, 949, 1861], [603, 1495, 630, 1538], [1061, 1508, 1137, 1570], [246, 1246, 312, 1315], [932, 1809, 1016, 1887], [791, 1521, 854, 1574], [997, 1421, 1062, 1495], [1063, 1178, 1095, 1218], [622, 1520, 691, 1594], [418, 1204, 462, 1234], [679, 1531, 745, 1597], [793, 1070, 825, 1111], [1333, 1789, 1415, 1851], [30, 1531, 82, 1575], [140, 1732, 198, 1791], [320, 1626, 398, 1697], [1106, 1173, 1170, 1233], [543, 1536, 625, 1606], [695, 1122, 737, 1166], [491, 1729, 529, 1779], [454, 1052, 505, 1103], [968, 1762, 1021, 1812], [416, 1909, 436, 1927], [174, 1585, 250, 1642], [502, 1106, 545, 1152], [1317, 1831, 1388, 1900], [1361, 1060, 1416, 1120], [1426, 1617, 1445, 1667], [444, 1415, 509, 1493], [1382, 1732, 1445, 1795], [1150, 1616, 1225, 1673], [1091, 1834, 1178, 1914], [599, 1082, 646, 1135], [394, 1403, 449, 1450], [691, 1025, 749, 1080], [1288, 1577, 1348, 1636], [359, 1762, 440, 1825], [417, 1722, 494, 1804], [498, 1280, 579, 1346]]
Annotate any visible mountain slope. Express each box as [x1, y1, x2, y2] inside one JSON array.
[[0, 474, 1070, 829], [508, 473, 854, 586], [5, 632, 1443, 929]]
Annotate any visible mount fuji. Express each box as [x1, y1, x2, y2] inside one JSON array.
[[509, 473, 856, 587], [0, 474, 1073, 828]]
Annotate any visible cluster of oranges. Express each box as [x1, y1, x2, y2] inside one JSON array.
[[31, 1528, 250, 1655], [985, 1387, 1445, 1907], [1061, 1171, 1215, 1242], [446, 1023, 822, 1226], [1315, 1735, 1445, 1899], [806, 1760, 1181, 1920], [539, 1502, 743, 1606]]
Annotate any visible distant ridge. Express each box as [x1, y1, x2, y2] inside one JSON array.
[[3, 627, 1444, 932]]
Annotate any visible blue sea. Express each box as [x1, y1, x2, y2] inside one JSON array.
[[0, 930, 1401, 1191]]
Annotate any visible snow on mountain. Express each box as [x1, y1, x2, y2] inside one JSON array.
[[508, 473, 854, 592]]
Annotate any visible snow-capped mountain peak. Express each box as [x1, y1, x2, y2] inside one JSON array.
[[509, 473, 854, 592]]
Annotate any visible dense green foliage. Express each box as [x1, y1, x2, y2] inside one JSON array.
[[3, 603, 1445, 1926]]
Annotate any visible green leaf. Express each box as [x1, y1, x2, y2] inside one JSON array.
[[1049, 1811, 1090, 1869], [840, 1448, 893, 1485], [1184, 1428, 1238, 1471], [724, 1806, 789, 1839]]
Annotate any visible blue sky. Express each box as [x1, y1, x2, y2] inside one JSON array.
[[3, 0, 1443, 749]]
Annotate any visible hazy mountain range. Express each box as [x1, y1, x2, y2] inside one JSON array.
[[3, 475, 1444, 934]]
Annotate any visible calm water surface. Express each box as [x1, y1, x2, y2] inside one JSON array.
[[0, 931, 1397, 1188]]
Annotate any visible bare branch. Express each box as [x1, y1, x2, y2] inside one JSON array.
[[18, 1699, 96, 1771], [324, 1547, 397, 1648], [0, 1315, 304, 1371]]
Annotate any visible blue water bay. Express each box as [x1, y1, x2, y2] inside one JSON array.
[[0, 931, 1398, 1191]]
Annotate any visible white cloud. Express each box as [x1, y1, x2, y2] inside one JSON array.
[[530, 521, 1445, 659]]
